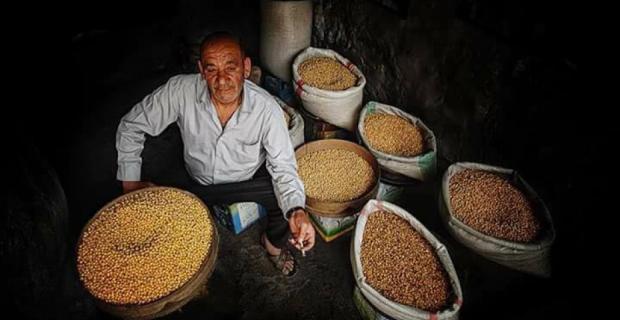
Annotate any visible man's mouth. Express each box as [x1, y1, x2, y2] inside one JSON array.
[[216, 87, 234, 93]]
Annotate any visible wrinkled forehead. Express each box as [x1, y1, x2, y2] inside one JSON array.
[[201, 39, 244, 64]]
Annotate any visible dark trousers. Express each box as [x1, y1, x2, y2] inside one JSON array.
[[179, 166, 290, 248]]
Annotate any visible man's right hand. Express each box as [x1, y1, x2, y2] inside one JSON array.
[[122, 181, 156, 194]]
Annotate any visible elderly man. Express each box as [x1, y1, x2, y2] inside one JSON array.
[[115, 32, 314, 276]]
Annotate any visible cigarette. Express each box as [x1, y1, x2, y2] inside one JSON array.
[[298, 239, 306, 257]]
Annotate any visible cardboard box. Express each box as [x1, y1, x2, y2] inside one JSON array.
[[213, 202, 267, 234], [310, 213, 357, 242]]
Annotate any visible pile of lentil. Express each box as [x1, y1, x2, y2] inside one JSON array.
[[364, 113, 425, 157], [298, 149, 375, 202], [298, 57, 358, 91], [361, 210, 451, 312], [77, 188, 214, 305], [449, 169, 542, 242]]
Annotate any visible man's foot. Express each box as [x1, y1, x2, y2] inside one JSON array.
[[260, 233, 297, 276]]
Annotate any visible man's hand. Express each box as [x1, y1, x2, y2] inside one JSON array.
[[288, 209, 316, 253], [122, 181, 156, 194]]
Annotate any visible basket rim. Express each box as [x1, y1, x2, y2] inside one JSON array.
[[295, 139, 381, 207], [75, 186, 219, 309]]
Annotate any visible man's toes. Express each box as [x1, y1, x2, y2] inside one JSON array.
[[285, 261, 294, 271]]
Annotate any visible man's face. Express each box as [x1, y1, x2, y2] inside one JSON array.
[[199, 39, 251, 107]]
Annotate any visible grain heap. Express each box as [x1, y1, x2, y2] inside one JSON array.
[[77, 188, 214, 305], [361, 210, 451, 312], [298, 149, 374, 202], [449, 169, 541, 242], [298, 57, 357, 91], [364, 113, 425, 157]]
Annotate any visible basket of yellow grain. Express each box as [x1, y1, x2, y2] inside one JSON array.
[[295, 139, 380, 218], [76, 187, 218, 319]]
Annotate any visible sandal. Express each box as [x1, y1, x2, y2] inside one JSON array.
[[260, 234, 297, 277]]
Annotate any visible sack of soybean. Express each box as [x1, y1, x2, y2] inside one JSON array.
[[358, 101, 437, 181], [376, 179, 405, 204], [438, 162, 556, 277], [353, 285, 394, 320], [351, 200, 463, 320], [292, 47, 366, 131], [274, 96, 304, 149]]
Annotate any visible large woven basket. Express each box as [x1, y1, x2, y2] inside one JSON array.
[[76, 186, 219, 319], [295, 139, 380, 218]]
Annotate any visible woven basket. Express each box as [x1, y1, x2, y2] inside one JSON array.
[[76, 187, 219, 319], [295, 140, 380, 218]]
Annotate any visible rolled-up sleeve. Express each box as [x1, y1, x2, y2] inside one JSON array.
[[262, 104, 306, 219], [116, 77, 181, 181]]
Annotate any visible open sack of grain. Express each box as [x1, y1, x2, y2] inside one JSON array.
[[439, 162, 556, 277], [358, 101, 437, 181], [76, 187, 219, 319], [296, 139, 379, 217], [351, 200, 463, 320], [273, 95, 304, 148], [292, 47, 366, 131]]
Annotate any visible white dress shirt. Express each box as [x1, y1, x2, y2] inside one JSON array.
[[116, 74, 305, 217]]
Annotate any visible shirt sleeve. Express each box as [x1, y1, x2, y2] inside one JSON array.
[[262, 102, 306, 220], [116, 77, 181, 181]]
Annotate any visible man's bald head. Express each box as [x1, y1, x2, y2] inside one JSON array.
[[200, 32, 245, 61]]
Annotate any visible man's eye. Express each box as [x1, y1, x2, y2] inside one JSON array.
[[206, 68, 216, 73]]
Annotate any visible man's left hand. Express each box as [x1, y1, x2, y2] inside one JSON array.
[[288, 209, 316, 252]]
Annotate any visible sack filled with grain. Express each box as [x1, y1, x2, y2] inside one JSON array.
[[273, 95, 304, 149], [438, 162, 556, 277], [351, 200, 463, 320], [358, 101, 437, 181], [292, 47, 366, 131]]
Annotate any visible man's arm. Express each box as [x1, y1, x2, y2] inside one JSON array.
[[262, 103, 315, 251], [261, 106, 306, 219], [116, 77, 182, 190]]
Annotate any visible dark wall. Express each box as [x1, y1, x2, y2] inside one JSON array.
[[25, 0, 260, 156]]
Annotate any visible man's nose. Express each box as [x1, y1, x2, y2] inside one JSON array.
[[216, 70, 228, 84]]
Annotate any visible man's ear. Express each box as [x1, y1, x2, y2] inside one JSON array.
[[243, 57, 252, 79], [197, 60, 205, 78]]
